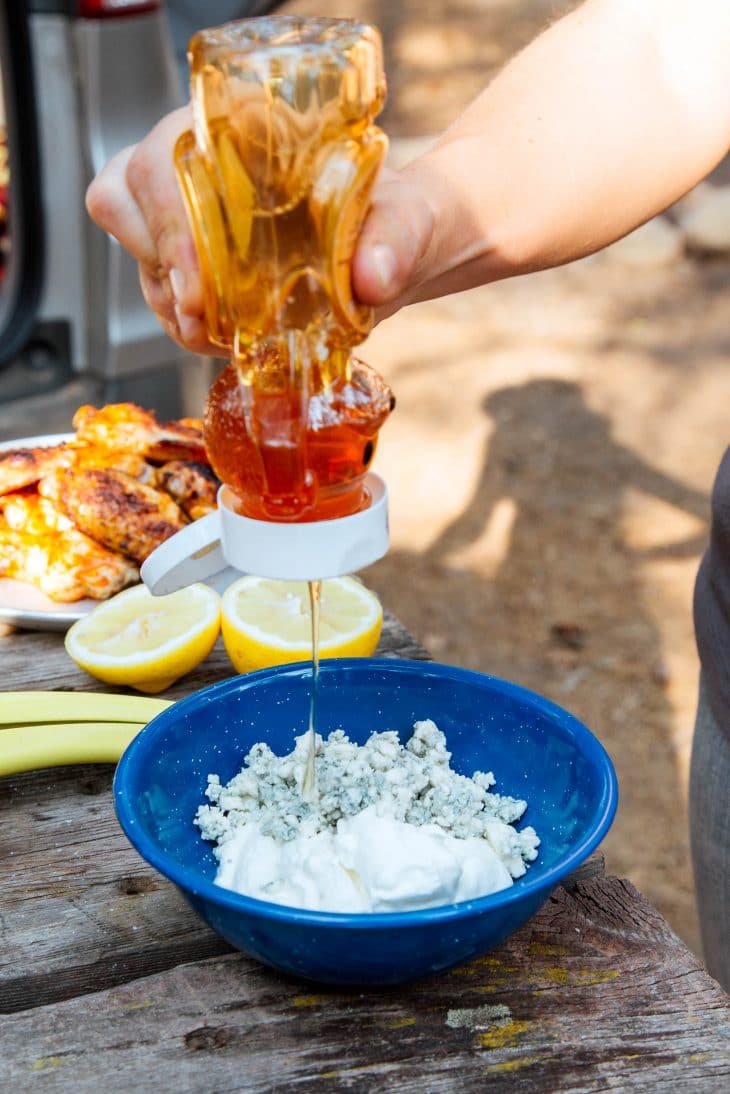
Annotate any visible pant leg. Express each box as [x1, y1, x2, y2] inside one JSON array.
[[689, 676, 730, 993]]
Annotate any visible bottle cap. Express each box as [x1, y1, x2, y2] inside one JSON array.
[[141, 473, 389, 594]]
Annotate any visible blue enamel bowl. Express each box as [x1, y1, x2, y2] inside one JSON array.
[[113, 659, 617, 986]]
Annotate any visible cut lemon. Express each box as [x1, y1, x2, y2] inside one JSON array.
[[65, 583, 221, 694], [221, 575, 382, 673]]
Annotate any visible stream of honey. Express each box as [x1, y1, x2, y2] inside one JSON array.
[[301, 579, 321, 801]]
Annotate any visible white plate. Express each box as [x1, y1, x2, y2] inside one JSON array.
[[0, 433, 83, 630], [0, 577, 96, 632], [0, 432, 236, 632]]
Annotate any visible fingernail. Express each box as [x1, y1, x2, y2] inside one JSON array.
[[169, 267, 185, 305], [175, 308, 199, 343], [371, 244, 397, 293]]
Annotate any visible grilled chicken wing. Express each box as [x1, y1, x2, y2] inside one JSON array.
[[155, 460, 220, 520], [1, 402, 214, 603], [69, 445, 152, 480], [72, 403, 208, 464], [1, 490, 74, 534], [0, 442, 150, 497], [0, 493, 139, 601], [40, 467, 187, 565], [0, 444, 68, 496]]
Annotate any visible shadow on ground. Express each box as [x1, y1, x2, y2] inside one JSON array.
[[367, 378, 709, 953]]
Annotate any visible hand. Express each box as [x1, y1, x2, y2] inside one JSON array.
[[351, 165, 437, 320], [86, 106, 219, 357], [86, 107, 438, 353]]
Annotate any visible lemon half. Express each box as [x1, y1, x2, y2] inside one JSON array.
[[221, 575, 383, 674], [65, 583, 221, 693]]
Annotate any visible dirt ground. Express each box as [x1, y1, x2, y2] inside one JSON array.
[[279, 0, 730, 959]]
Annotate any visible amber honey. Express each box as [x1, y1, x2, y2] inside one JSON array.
[[204, 353, 393, 521], [175, 16, 392, 523]]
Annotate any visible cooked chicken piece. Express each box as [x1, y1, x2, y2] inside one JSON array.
[[0, 490, 75, 534], [0, 441, 152, 497], [0, 444, 68, 496], [40, 467, 187, 566], [72, 403, 208, 464], [0, 500, 139, 602], [68, 444, 153, 480], [155, 460, 220, 520]]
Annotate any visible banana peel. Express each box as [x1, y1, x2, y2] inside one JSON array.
[[0, 691, 172, 775]]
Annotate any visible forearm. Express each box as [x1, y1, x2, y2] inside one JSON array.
[[86, 0, 730, 340], [396, 0, 730, 304]]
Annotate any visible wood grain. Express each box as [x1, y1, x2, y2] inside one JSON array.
[[2, 611, 729, 1091], [1, 877, 728, 1091], [0, 612, 429, 1014], [0, 609, 429, 698]]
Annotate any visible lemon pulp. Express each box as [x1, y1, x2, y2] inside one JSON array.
[[65, 583, 221, 693], [221, 575, 382, 673]]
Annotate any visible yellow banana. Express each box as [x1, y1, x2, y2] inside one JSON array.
[[0, 721, 146, 776], [0, 691, 171, 726]]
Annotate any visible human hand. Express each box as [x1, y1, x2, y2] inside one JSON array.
[[87, 0, 730, 356], [86, 106, 438, 353], [351, 164, 437, 320], [86, 105, 219, 357]]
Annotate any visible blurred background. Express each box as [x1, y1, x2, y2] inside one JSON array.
[[2, 0, 730, 959]]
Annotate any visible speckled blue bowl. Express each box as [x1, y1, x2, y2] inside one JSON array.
[[113, 659, 617, 986]]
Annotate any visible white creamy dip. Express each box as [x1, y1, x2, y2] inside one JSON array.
[[196, 719, 540, 913], [214, 805, 514, 913]]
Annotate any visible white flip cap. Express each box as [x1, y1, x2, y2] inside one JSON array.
[[141, 473, 389, 594]]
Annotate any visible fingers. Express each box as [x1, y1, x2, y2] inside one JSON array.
[[86, 145, 159, 268], [123, 107, 201, 303], [351, 166, 437, 314], [86, 105, 216, 353], [87, 108, 442, 346], [138, 265, 219, 355], [139, 264, 173, 318]]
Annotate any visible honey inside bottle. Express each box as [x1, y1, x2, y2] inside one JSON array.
[[175, 16, 393, 521]]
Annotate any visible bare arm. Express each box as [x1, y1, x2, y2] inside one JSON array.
[[86, 0, 730, 347], [353, 0, 730, 310]]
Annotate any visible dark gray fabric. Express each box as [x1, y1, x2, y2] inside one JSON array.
[[694, 445, 730, 740], [690, 675, 730, 993]]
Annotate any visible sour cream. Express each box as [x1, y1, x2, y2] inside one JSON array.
[[214, 805, 514, 913]]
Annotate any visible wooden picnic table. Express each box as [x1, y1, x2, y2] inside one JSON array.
[[1, 612, 729, 1092]]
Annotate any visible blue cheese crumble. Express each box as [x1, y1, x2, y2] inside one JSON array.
[[196, 719, 540, 881]]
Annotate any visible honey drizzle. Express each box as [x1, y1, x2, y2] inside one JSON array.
[[301, 578, 321, 802]]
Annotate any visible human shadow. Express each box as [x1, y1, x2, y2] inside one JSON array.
[[368, 378, 709, 952]]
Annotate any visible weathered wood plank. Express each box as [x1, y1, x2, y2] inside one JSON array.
[[559, 849, 604, 889], [4, 614, 728, 1092], [0, 612, 429, 1014], [0, 735, 601, 1018], [0, 609, 429, 697], [0, 761, 232, 1014], [1, 876, 728, 1093]]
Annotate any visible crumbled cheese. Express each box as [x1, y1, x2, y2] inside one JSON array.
[[195, 719, 540, 892]]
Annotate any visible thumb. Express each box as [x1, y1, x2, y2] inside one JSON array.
[[351, 166, 436, 311]]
